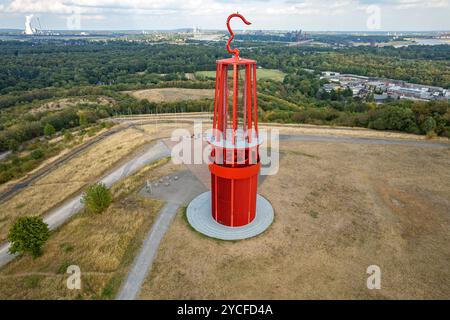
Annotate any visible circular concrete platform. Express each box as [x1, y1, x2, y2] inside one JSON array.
[[186, 191, 274, 240]]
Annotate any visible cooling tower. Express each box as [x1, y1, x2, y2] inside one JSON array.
[[24, 15, 35, 35]]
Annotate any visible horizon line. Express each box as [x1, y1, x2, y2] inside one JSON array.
[[1, 28, 450, 33]]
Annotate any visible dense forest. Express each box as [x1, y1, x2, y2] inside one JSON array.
[[1, 41, 449, 95]]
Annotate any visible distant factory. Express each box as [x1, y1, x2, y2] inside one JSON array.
[[23, 15, 59, 36], [320, 71, 450, 103], [24, 15, 37, 35]]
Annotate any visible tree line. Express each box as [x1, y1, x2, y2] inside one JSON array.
[[1, 41, 449, 96]]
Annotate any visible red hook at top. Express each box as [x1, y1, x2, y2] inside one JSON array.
[[226, 13, 251, 58]]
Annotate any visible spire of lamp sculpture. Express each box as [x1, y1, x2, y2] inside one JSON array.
[[207, 13, 262, 227]]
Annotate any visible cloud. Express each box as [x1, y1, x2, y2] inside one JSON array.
[[0, 0, 449, 30], [394, 0, 449, 9], [1, 0, 448, 16], [82, 14, 106, 20], [4, 0, 73, 13], [0, 0, 207, 14], [266, 3, 320, 15]]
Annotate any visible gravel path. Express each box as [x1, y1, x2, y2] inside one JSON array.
[[117, 169, 207, 300], [116, 202, 180, 300]]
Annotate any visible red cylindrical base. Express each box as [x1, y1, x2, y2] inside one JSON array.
[[209, 162, 260, 227]]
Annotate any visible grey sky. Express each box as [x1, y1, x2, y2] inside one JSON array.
[[0, 0, 449, 31]]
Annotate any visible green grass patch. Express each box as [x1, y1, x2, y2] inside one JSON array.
[[309, 211, 319, 219], [24, 275, 43, 289], [56, 260, 73, 274], [59, 243, 74, 253]]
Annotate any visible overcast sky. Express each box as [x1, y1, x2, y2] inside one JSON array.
[[0, 0, 449, 31]]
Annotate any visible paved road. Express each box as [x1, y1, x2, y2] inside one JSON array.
[[0, 141, 170, 268]]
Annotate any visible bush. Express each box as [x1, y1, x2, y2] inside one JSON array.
[[7, 139, 19, 152], [421, 116, 437, 135], [0, 170, 15, 184], [369, 106, 419, 133], [63, 130, 74, 142], [8, 216, 50, 258], [30, 149, 45, 160], [82, 183, 112, 214], [44, 123, 56, 137]]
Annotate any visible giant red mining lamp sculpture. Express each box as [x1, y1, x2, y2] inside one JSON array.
[[209, 13, 261, 227], [186, 13, 273, 240]]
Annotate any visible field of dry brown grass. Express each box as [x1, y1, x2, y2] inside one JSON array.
[[0, 158, 181, 299], [125, 88, 214, 103], [0, 126, 156, 242], [0, 125, 113, 195], [140, 140, 450, 299]]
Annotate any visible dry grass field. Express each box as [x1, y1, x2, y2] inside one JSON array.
[[125, 88, 214, 103], [0, 125, 112, 195], [0, 126, 155, 242], [140, 140, 450, 299], [0, 158, 182, 299]]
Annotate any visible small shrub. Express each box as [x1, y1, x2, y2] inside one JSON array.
[[44, 123, 56, 137], [79, 113, 88, 127], [309, 211, 319, 219], [0, 170, 14, 184], [8, 216, 50, 258], [87, 128, 97, 137], [30, 149, 45, 160], [7, 139, 19, 152], [426, 130, 437, 139], [421, 116, 437, 134], [57, 260, 73, 274], [82, 183, 112, 214], [104, 121, 115, 129], [24, 275, 42, 289], [63, 130, 74, 142]]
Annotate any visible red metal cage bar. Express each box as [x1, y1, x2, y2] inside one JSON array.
[[208, 13, 262, 227]]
